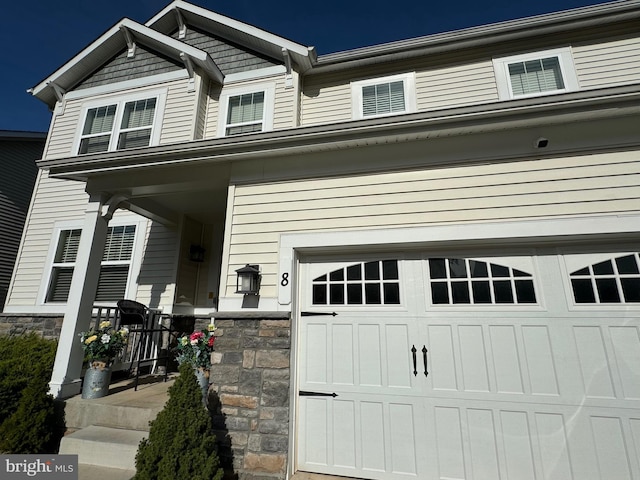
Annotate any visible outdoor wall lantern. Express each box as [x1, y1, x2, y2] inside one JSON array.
[[235, 264, 261, 295], [189, 244, 206, 262]]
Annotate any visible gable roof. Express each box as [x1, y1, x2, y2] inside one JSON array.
[[29, 0, 315, 108], [147, 1, 316, 69]]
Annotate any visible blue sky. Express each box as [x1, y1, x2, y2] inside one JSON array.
[[0, 0, 611, 133]]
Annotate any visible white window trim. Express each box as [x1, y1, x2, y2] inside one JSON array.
[[72, 88, 167, 155], [217, 82, 275, 137], [351, 72, 416, 120], [493, 47, 579, 100], [37, 216, 147, 309]]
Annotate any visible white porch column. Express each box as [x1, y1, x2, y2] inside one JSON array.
[[49, 194, 110, 399]]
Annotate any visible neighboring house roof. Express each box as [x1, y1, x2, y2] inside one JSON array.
[[0, 130, 48, 141], [29, 0, 315, 108]]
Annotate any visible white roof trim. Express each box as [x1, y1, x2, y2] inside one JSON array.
[[30, 17, 223, 105], [147, 0, 313, 58]]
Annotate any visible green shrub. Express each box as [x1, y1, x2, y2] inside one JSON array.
[[0, 364, 61, 453], [0, 334, 57, 427], [0, 334, 61, 453], [134, 363, 223, 480]]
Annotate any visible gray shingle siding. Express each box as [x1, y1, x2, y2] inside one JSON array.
[[176, 27, 281, 75], [76, 44, 183, 90]]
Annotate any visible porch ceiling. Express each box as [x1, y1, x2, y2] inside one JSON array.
[[87, 162, 231, 226]]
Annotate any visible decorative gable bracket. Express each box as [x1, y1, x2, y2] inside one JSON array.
[[46, 81, 66, 115], [175, 9, 187, 39], [282, 48, 293, 89], [179, 52, 196, 92], [119, 26, 137, 58]]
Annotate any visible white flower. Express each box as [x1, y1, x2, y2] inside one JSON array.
[[101, 334, 111, 344]]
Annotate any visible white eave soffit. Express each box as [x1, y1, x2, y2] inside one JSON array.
[[30, 17, 224, 106]]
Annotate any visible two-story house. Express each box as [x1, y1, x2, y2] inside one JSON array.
[[4, 0, 640, 479]]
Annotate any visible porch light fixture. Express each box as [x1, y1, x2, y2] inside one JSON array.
[[189, 244, 205, 262], [235, 264, 261, 295]]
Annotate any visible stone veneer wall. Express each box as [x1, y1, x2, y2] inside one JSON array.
[[208, 314, 292, 480], [0, 314, 63, 339]]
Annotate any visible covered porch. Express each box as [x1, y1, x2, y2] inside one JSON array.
[[47, 158, 232, 399]]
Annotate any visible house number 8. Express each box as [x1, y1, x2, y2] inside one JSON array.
[[281, 273, 289, 286]]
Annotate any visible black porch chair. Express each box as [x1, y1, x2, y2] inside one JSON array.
[[117, 299, 171, 390]]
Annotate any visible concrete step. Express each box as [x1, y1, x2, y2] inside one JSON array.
[[59, 425, 147, 471], [64, 376, 172, 431]]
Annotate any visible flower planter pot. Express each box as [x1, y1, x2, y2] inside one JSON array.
[[195, 367, 210, 406], [82, 360, 113, 399]]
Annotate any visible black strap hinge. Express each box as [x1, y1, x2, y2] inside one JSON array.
[[299, 391, 338, 397]]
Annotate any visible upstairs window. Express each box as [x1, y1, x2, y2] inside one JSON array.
[[493, 48, 579, 100], [77, 92, 164, 154], [225, 92, 265, 135], [351, 73, 415, 119], [45, 225, 137, 303], [218, 84, 275, 137]]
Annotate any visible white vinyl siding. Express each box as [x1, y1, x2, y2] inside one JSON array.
[[224, 150, 640, 297], [573, 36, 640, 89], [45, 102, 83, 159], [301, 81, 352, 126], [123, 221, 178, 309], [415, 60, 499, 110]]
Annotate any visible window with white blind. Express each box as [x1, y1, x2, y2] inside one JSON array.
[[218, 84, 275, 137], [351, 73, 415, 119], [45, 225, 137, 303], [76, 91, 165, 154], [493, 48, 579, 100]]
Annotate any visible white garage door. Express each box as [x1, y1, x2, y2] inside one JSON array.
[[297, 249, 640, 480]]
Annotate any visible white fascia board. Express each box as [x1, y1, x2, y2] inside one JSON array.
[[30, 22, 126, 98], [147, 0, 313, 59], [223, 65, 286, 84], [30, 17, 223, 102]]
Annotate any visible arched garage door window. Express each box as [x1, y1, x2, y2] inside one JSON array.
[[570, 252, 640, 304], [312, 260, 400, 305], [428, 258, 537, 305]]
